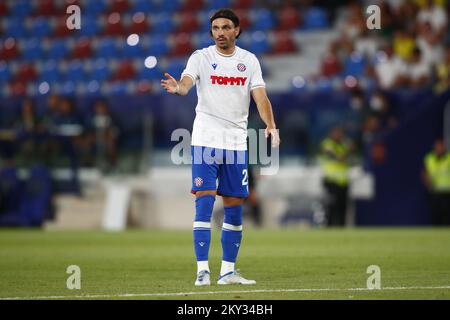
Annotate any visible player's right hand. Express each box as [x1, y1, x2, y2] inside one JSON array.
[[161, 73, 179, 94]]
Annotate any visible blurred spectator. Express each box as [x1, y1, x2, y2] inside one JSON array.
[[393, 28, 416, 61], [320, 42, 342, 77], [319, 127, 352, 226], [416, 21, 444, 68], [434, 45, 450, 93], [14, 98, 46, 165], [374, 45, 407, 89], [345, 88, 371, 154], [406, 47, 431, 88], [84, 100, 119, 171], [337, 1, 365, 41], [416, 0, 447, 41], [368, 90, 398, 131], [422, 138, 450, 225]]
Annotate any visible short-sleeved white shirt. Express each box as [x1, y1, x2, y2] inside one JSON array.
[[181, 45, 265, 151]]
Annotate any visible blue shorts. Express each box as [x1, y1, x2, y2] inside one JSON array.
[[191, 146, 249, 198]]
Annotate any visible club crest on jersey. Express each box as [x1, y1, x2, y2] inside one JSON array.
[[212, 63, 217, 70], [237, 63, 246, 72], [194, 177, 203, 187]]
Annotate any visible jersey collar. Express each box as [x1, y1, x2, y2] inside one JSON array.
[[214, 46, 237, 57]]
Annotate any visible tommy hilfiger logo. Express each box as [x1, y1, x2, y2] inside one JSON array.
[[212, 63, 217, 70], [210, 75, 247, 86]]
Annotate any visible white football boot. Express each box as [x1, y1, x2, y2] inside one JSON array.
[[217, 270, 256, 285], [194, 270, 211, 286]]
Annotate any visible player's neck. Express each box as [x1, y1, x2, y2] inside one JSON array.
[[215, 44, 236, 56]]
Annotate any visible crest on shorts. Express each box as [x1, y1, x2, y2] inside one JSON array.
[[237, 63, 246, 72], [194, 177, 203, 187]]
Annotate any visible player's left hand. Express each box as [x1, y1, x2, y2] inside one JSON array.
[[265, 128, 280, 148]]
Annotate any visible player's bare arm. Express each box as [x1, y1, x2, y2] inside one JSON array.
[[161, 73, 194, 96], [251, 87, 281, 148]]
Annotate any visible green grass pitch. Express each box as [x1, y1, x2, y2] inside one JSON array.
[[0, 228, 449, 300]]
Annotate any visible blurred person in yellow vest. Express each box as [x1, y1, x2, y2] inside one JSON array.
[[320, 126, 352, 226], [434, 46, 450, 94], [422, 138, 450, 225]]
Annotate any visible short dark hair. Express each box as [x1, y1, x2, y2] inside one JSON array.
[[210, 8, 241, 38]]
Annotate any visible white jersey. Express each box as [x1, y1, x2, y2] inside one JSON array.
[[181, 45, 266, 151]]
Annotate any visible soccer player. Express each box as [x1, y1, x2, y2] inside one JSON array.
[[161, 8, 280, 286]]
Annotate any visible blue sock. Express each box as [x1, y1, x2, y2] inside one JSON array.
[[221, 205, 243, 264], [193, 195, 215, 263]]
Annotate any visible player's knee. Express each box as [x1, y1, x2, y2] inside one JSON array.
[[222, 196, 244, 207], [223, 204, 243, 226], [195, 194, 216, 222]]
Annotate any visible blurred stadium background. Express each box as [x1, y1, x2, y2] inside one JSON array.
[[0, 0, 449, 231]]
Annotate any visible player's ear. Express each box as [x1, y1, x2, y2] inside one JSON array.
[[235, 26, 241, 39], [209, 30, 213, 37]]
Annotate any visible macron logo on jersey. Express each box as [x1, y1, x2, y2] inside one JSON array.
[[210, 75, 247, 86]]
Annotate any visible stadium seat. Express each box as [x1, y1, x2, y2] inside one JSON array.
[[234, 9, 251, 30], [122, 39, 146, 58], [20, 38, 45, 61], [205, 0, 231, 10], [35, 0, 57, 16], [342, 52, 367, 77], [196, 32, 214, 49], [181, 0, 204, 12], [176, 12, 199, 33], [65, 60, 86, 82], [0, 2, 8, 16], [109, 81, 130, 95], [8, 81, 27, 96], [109, 0, 131, 13], [95, 38, 120, 59], [10, 0, 34, 17], [114, 60, 135, 81], [138, 64, 161, 81], [276, 7, 301, 30], [76, 15, 101, 37], [14, 63, 37, 83], [53, 15, 73, 38], [83, 0, 108, 15], [29, 18, 53, 38], [90, 58, 112, 81], [151, 13, 175, 34], [0, 38, 20, 61], [247, 31, 270, 55], [159, 0, 182, 13], [250, 9, 275, 31], [170, 33, 193, 57], [4, 18, 28, 38], [147, 35, 169, 56], [47, 40, 70, 60], [303, 7, 329, 30], [130, 0, 158, 13], [0, 62, 11, 83], [103, 12, 127, 36], [271, 31, 297, 54], [163, 59, 186, 79], [39, 60, 62, 83], [232, 0, 253, 9], [71, 37, 93, 59], [129, 12, 149, 34]]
